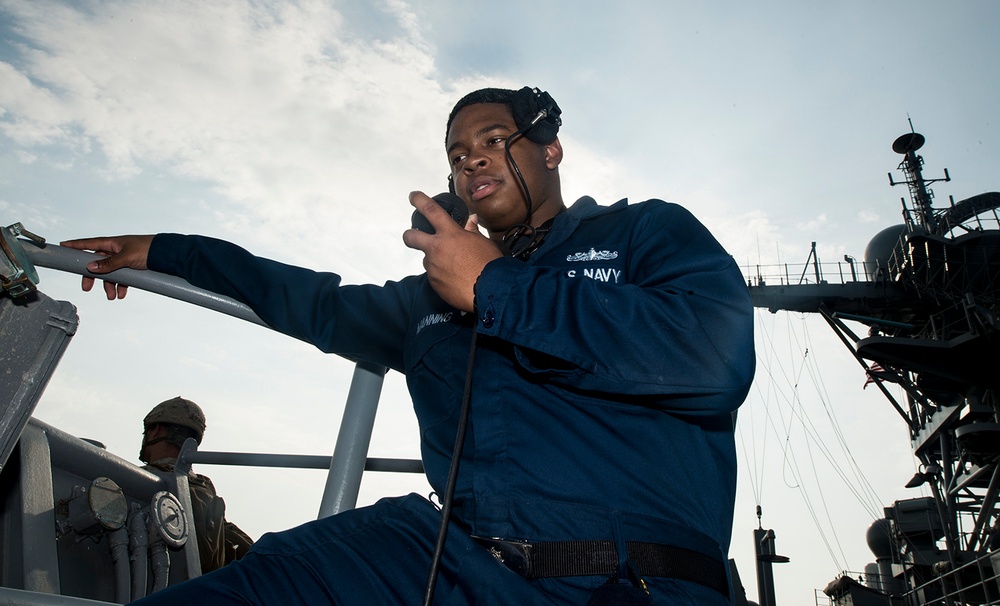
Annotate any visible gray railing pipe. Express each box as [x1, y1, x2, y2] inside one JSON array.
[[22, 240, 267, 328], [317, 361, 387, 518], [24, 239, 399, 521], [183, 450, 422, 474]]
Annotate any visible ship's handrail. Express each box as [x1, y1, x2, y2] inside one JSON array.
[[818, 569, 900, 605], [21, 239, 423, 517], [898, 550, 1000, 606], [21, 239, 267, 328], [742, 259, 885, 288], [818, 554, 1000, 606], [909, 196, 1000, 237], [745, 212, 1000, 293]]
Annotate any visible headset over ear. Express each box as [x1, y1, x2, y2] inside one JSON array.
[[511, 86, 562, 144]]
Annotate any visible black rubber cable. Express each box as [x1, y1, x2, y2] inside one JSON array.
[[422, 329, 479, 606]]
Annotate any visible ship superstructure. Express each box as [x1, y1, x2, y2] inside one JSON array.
[[748, 131, 1000, 606]]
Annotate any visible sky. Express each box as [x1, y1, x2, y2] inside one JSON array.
[[2, 1, 999, 603]]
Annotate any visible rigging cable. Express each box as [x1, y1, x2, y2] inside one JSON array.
[[737, 308, 782, 507], [748, 311, 896, 572], [779, 326, 847, 571], [797, 347, 852, 569], [745, 319, 844, 570], [800, 321, 885, 516], [782, 316, 884, 514], [780, 315, 885, 512]]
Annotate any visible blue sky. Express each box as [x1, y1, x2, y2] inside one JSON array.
[[3, 1, 999, 603]]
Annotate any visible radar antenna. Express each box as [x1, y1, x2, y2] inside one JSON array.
[[888, 123, 950, 232]]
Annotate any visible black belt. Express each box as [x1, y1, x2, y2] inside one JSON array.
[[472, 537, 728, 598]]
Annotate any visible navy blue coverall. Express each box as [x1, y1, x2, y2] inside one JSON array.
[[131, 197, 754, 605]]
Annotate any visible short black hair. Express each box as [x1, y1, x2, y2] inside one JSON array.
[[445, 87, 516, 146]]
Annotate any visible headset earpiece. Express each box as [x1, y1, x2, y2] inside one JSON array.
[[511, 86, 562, 144]]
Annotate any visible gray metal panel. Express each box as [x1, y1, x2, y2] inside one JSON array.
[[3, 417, 200, 601], [0, 586, 117, 605], [170, 439, 204, 581], [0, 292, 78, 471], [35, 419, 167, 500], [17, 424, 60, 594]]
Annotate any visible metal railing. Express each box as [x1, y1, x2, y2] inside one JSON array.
[[24, 240, 424, 519], [9, 239, 425, 605], [817, 555, 1000, 606], [899, 551, 1000, 606], [742, 259, 885, 288]]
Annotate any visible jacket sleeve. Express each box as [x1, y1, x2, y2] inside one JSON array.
[[472, 202, 754, 413], [147, 233, 413, 372]]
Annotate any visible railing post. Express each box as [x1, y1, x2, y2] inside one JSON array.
[[317, 361, 387, 518]]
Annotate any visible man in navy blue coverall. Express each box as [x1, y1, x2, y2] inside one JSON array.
[[64, 87, 754, 605]]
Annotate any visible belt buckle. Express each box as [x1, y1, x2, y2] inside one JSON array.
[[477, 537, 532, 578]]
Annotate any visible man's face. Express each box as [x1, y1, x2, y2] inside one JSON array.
[[446, 103, 561, 238]]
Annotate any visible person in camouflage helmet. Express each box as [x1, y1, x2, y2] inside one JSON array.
[[140, 396, 207, 459], [140, 396, 254, 574]]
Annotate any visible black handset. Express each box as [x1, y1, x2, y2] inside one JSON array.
[[411, 192, 469, 234]]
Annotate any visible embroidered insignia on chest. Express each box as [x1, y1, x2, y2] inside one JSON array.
[[416, 312, 453, 334], [566, 248, 619, 262]]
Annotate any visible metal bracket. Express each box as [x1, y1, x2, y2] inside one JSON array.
[[0, 223, 45, 298]]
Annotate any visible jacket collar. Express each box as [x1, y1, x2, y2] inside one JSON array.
[[566, 196, 628, 220], [528, 196, 627, 259]]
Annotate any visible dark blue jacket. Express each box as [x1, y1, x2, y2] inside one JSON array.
[[148, 196, 754, 565]]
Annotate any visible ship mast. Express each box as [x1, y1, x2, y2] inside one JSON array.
[[887, 123, 950, 233]]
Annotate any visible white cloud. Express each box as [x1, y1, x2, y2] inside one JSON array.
[[1, 0, 652, 285], [0, 61, 70, 145], [796, 212, 830, 232], [857, 209, 880, 223], [1, 0, 455, 273]]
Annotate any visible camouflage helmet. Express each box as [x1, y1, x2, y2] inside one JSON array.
[[143, 396, 206, 444]]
